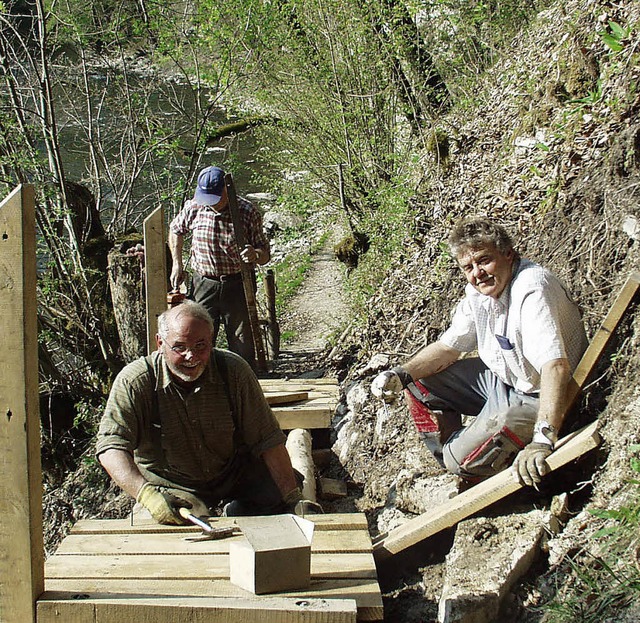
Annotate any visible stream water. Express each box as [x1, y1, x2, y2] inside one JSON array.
[[54, 68, 270, 231]]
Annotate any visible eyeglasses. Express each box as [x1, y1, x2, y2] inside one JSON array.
[[167, 341, 211, 356]]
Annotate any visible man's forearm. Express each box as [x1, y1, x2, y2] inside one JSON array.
[[168, 231, 184, 266], [261, 443, 298, 497], [537, 358, 572, 430], [98, 448, 147, 499], [402, 341, 461, 381]]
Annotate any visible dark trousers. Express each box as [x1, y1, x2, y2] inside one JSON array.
[[203, 451, 288, 513], [161, 452, 303, 517], [191, 271, 256, 370]]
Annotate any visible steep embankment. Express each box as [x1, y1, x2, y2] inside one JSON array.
[[327, 0, 640, 620]]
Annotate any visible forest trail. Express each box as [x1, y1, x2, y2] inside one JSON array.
[[272, 232, 349, 374]]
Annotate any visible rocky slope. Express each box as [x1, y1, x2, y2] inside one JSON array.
[[325, 0, 640, 620]]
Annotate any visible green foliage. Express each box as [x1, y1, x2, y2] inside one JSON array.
[[542, 453, 640, 621], [347, 176, 413, 309], [598, 21, 630, 53], [272, 248, 315, 311]]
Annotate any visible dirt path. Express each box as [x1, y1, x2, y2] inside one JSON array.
[[274, 233, 349, 372]]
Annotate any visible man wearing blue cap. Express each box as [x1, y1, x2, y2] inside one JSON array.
[[169, 166, 270, 370]]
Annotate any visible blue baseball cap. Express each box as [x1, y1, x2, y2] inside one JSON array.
[[193, 166, 225, 206]]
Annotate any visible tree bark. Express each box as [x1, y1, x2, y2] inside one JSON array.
[[108, 245, 147, 363]]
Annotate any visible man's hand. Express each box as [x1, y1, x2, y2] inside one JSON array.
[[283, 487, 323, 516], [240, 245, 259, 264], [170, 263, 184, 290], [136, 483, 191, 525], [512, 442, 553, 487], [371, 367, 411, 403]]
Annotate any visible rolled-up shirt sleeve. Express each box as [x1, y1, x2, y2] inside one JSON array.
[[244, 200, 268, 250], [169, 201, 197, 236], [520, 289, 569, 372], [96, 365, 148, 458], [439, 296, 478, 354]]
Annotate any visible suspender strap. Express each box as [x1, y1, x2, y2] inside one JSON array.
[[145, 355, 169, 475], [213, 350, 244, 448], [145, 351, 241, 477]]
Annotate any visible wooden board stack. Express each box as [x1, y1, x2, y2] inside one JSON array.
[[260, 378, 340, 430], [40, 513, 383, 622]]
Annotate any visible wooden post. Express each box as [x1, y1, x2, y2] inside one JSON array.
[[264, 268, 280, 359], [224, 173, 267, 372], [0, 185, 44, 623], [144, 206, 167, 354]]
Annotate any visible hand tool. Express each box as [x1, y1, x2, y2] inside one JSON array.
[[178, 507, 240, 541]]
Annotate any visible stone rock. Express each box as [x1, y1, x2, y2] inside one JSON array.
[[346, 381, 370, 413], [357, 353, 390, 376], [394, 472, 458, 515], [622, 215, 640, 241], [438, 509, 548, 623], [262, 209, 304, 237], [245, 192, 276, 204], [377, 505, 415, 534]]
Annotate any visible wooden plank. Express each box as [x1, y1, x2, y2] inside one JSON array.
[[143, 206, 167, 355], [54, 529, 373, 556], [45, 552, 377, 581], [38, 593, 358, 623], [44, 513, 383, 620], [373, 421, 601, 559], [566, 272, 640, 407], [0, 184, 44, 623], [259, 378, 338, 388], [266, 388, 337, 400], [43, 580, 384, 621], [70, 513, 369, 535], [273, 406, 333, 430], [264, 390, 309, 406], [319, 478, 348, 500]]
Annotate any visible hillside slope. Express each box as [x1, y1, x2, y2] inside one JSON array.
[[329, 0, 640, 619]]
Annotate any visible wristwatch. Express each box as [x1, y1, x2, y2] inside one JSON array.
[[532, 420, 558, 448]]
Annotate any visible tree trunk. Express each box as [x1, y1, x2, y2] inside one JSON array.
[[108, 245, 146, 363]]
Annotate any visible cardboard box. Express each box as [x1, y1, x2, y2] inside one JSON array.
[[229, 514, 315, 594]]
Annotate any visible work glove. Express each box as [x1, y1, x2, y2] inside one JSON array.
[[371, 367, 412, 403], [511, 442, 553, 487], [283, 487, 324, 516], [136, 483, 192, 525]]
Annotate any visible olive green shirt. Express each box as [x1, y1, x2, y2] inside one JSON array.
[[96, 349, 285, 490]]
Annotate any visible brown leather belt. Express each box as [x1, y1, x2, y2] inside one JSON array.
[[201, 272, 243, 282]]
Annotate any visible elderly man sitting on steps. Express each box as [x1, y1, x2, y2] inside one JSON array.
[[372, 217, 588, 489]]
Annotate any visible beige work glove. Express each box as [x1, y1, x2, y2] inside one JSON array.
[[512, 442, 553, 487], [136, 483, 191, 525], [283, 487, 324, 516], [371, 367, 412, 403]]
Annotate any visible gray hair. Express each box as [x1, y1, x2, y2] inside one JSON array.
[[448, 217, 515, 258], [157, 300, 214, 339]]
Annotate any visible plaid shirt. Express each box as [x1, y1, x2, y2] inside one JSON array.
[[170, 196, 268, 277], [96, 350, 285, 488], [439, 259, 588, 394]]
